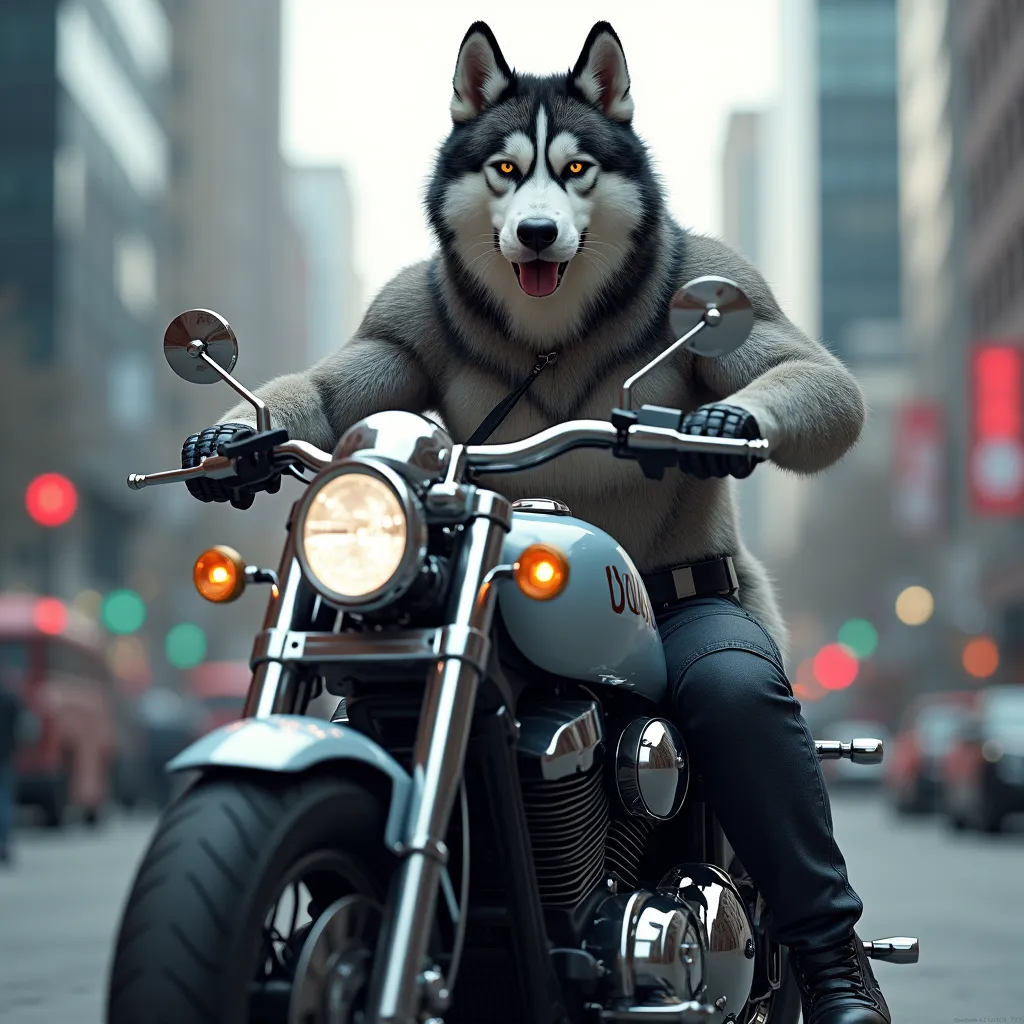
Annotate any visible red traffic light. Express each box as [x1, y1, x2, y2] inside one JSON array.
[[26, 473, 78, 527]]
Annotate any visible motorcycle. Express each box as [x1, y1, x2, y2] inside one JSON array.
[[106, 277, 918, 1024]]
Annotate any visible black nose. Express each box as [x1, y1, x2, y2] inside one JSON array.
[[517, 218, 559, 252]]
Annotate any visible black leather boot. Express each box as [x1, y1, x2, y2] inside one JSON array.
[[790, 932, 891, 1024]]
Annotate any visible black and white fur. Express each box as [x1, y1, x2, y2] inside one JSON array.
[[221, 22, 867, 659]]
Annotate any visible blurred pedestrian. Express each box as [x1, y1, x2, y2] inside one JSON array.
[[0, 674, 30, 865]]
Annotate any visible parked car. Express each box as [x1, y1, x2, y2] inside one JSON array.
[[0, 594, 116, 827], [943, 685, 1024, 833], [819, 718, 891, 788], [885, 691, 976, 814]]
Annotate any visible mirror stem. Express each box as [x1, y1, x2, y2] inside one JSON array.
[[197, 349, 271, 431], [619, 316, 711, 411]]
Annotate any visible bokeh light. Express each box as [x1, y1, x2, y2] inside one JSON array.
[[962, 636, 999, 679], [165, 623, 207, 669], [813, 643, 859, 690], [793, 658, 823, 701], [72, 589, 103, 618], [33, 597, 68, 636], [895, 586, 934, 626], [108, 636, 152, 689], [25, 473, 78, 527], [837, 618, 878, 659], [101, 590, 147, 635]]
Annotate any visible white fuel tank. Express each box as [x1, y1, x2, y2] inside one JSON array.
[[498, 503, 667, 702]]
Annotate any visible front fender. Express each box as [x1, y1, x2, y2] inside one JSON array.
[[167, 715, 410, 851]]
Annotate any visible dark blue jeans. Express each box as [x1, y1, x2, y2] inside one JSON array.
[[659, 596, 863, 950]]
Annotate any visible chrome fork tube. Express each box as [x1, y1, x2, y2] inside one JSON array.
[[367, 491, 512, 1024], [244, 520, 315, 719]]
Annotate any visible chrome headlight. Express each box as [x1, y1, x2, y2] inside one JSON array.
[[296, 462, 427, 610]]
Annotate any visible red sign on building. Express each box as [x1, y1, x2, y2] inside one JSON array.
[[894, 402, 945, 537], [970, 344, 1024, 515]]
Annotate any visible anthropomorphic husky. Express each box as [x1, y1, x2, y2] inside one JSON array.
[[182, 22, 890, 1024]]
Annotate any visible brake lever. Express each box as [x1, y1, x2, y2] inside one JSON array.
[[128, 455, 236, 490]]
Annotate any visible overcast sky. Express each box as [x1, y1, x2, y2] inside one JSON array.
[[282, 0, 781, 302]]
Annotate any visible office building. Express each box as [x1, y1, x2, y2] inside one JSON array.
[[0, 0, 173, 597], [817, 0, 903, 364]]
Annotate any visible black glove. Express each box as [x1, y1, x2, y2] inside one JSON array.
[[678, 403, 761, 480], [181, 422, 258, 509]]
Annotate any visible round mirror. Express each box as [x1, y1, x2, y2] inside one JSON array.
[[669, 276, 753, 358], [164, 309, 238, 384]]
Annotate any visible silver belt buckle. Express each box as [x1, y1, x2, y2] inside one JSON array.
[[669, 566, 697, 600]]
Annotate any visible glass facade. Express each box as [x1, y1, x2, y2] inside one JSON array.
[[0, 0, 169, 594], [0, 1, 58, 365], [817, 0, 902, 362]]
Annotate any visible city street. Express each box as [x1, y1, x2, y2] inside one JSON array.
[[1, 794, 1022, 1023]]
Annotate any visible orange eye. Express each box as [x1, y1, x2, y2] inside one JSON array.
[[569, 161, 584, 174], [500, 162, 515, 174]]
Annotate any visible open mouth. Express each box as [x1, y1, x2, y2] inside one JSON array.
[[512, 260, 569, 298]]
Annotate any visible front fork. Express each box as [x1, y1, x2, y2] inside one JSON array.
[[243, 489, 514, 1024], [368, 492, 511, 1024]]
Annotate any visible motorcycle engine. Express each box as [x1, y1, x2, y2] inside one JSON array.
[[584, 864, 755, 1021]]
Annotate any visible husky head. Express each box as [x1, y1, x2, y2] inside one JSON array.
[[426, 22, 664, 346]]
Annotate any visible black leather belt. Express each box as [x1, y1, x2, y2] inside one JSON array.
[[642, 556, 739, 610]]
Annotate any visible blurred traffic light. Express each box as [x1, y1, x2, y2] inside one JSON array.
[[33, 597, 68, 635], [165, 623, 207, 669], [813, 643, 859, 690], [837, 619, 878, 658], [895, 585, 934, 626], [101, 590, 147, 635], [25, 473, 77, 527], [962, 637, 999, 679]]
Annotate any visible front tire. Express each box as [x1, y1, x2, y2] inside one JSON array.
[[106, 771, 392, 1024]]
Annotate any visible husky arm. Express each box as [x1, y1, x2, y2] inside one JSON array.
[[220, 268, 437, 450], [681, 234, 866, 475]]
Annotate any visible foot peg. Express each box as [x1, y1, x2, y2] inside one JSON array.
[[863, 936, 919, 964], [815, 738, 884, 764]]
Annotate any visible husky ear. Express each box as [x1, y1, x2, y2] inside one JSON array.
[[451, 22, 513, 123], [571, 22, 634, 122]]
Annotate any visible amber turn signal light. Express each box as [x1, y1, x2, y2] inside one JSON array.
[[193, 545, 247, 603], [514, 544, 569, 601]]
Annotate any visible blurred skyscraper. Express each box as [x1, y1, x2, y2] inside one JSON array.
[[0, 0, 173, 599], [161, 0, 310, 662], [287, 166, 362, 363], [816, 0, 903, 365], [0, 0, 311, 683]]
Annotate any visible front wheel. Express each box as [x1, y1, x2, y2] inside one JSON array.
[[106, 772, 393, 1024]]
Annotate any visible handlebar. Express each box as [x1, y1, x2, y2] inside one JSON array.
[[126, 419, 770, 491]]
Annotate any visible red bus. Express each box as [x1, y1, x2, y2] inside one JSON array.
[[0, 594, 116, 826]]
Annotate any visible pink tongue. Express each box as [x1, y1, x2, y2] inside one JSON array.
[[518, 260, 559, 297]]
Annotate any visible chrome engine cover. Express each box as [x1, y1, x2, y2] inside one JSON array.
[[584, 890, 704, 1006], [616, 717, 689, 820], [658, 864, 755, 1020]]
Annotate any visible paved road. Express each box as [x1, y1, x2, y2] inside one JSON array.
[[1, 794, 1022, 1023]]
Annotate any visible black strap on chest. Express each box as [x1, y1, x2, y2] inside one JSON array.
[[465, 351, 558, 446]]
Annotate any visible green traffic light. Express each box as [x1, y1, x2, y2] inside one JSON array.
[[165, 623, 207, 669], [838, 618, 878, 659], [101, 590, 147, 635]]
